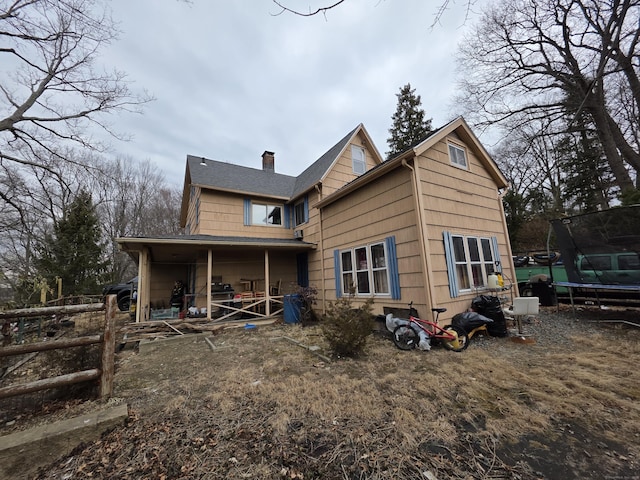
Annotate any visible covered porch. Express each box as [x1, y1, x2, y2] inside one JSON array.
[[116, 235, 316, 323]]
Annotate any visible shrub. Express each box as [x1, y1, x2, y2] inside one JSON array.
[[321, 294, 375, 358], [295, 285, 318, 326]]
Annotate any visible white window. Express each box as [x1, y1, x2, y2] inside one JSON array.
[[448, 143, 468, 168], [351, 145, 366, 175], [251, 203, 282, 226], [340, 242, 389, 295], [451, 235, 497, 291]]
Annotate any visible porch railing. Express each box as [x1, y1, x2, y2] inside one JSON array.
[[210, 294, 284, 322]]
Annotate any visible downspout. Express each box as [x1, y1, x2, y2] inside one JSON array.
[[315, 184, 326, 314], [497, 188, 518, 296], [402, 158, 437, 312]]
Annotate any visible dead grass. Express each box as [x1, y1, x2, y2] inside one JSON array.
[[5, 309, 639, 479]]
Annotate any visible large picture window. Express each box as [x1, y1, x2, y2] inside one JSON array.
[[444, 232, 500, 297], [252, 203, 282, 226], [339, 242, 389, 295]]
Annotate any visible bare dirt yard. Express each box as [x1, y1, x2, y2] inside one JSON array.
[[4, 305, 640, 479]]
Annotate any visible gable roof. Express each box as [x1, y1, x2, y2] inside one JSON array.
[[413, 116, 507, 188], [181, 124, 383, 219], [316, 116, 508, 208], [186, 155, 297, 199]]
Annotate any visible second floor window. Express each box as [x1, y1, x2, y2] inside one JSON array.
[[294, 195, 309, 227], [448, 143, 468, 169], [294, 201, 305, 227], [252, 203, 282, 225], [351, 145, 366, 175]]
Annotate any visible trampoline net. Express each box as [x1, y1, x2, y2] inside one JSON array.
[[550, 205, 640, 285]]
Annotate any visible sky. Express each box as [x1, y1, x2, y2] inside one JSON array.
[[102, 0, 485, 187]]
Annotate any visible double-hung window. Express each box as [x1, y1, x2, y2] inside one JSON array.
[[351, 145, 366, 175], [339, 242, 389, 295], [444, 232, 500, 297]]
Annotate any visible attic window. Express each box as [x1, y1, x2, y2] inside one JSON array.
[[448, 143, 468, 169], [351, 145, 366, 175]]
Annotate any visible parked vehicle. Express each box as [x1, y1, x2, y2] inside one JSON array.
[[575, 252, 640, 285], [102, 277, 138, 312]]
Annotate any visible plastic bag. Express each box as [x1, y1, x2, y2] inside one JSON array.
[[386, 314, 431, 351]]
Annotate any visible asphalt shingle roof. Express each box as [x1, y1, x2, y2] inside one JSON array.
[[187, 124, 360, 202]]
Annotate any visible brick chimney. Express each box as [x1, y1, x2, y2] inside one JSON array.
[[262, 151, 275, 172]]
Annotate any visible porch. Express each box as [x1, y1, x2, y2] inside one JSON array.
[[115, 235, 315, 322]]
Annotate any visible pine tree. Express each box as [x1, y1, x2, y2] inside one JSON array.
[[36, 190, 107, 297], [386, 83, 433, 159]]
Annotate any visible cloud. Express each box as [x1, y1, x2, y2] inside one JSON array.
[[100, 0, 485, 185]]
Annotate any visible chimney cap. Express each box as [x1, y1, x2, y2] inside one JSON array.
[[262, 150, 275, 157]]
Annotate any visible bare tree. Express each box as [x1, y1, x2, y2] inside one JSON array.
[[271, 0, 478, 26], [456, 0, 640, 193], [93, 157, 182, 283], [0, 0, 150, 173]]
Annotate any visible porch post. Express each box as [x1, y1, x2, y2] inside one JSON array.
[[135, 251, 143, 323], [207, 249, 213, 321], [139, 247, 151, 322], [264, 249, 270, 316]]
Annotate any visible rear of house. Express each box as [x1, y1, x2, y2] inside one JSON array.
[[117, 117, 515, 323]]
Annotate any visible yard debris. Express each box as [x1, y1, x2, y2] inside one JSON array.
[[118, 318, 225, 344]]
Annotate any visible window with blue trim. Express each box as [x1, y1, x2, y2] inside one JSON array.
[[338, 241, 390, 296], [251, 203, 283, 226], [444, 232, 500, 296], [294, 195, 308, 226]]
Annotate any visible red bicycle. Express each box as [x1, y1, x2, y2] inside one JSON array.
[[392, 302, 469, 352]]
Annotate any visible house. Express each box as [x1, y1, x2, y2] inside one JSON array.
[[116, 116, 516, 323]]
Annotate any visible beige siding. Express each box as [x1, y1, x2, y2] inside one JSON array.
[[319, 167, 425, 315], [321, 136, 379, 196], [416, 135, 514, 317], [185, 186, 200, 234], [197, 191, 293, 239], [148, 264, 189, 309]]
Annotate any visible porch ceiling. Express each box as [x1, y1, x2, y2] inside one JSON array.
[[116, 235, 316, 263]]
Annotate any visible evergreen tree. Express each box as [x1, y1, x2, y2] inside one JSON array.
[[386, 83, 433, 159], [36, 190, 107, 297]]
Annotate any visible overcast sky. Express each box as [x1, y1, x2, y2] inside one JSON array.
[[103, 0, 485, 186]]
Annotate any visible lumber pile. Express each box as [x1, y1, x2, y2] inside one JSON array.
[[118, 318, 225, 343]]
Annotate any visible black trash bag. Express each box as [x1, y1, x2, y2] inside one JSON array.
[[451, 312, 493, 332], [471, 295, 508, 337]]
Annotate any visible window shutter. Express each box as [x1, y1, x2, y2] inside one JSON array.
[[443, 231, 459, 298], [303, 195, 309, 223], [284, 204, 291, 229], [334, 249, 342, 298], [243, 198, 250, 226], [491, 236, 502, 273], [385, 236, 401, 299]]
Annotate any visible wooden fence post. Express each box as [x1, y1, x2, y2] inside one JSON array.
[[100, 295, 117, 398]]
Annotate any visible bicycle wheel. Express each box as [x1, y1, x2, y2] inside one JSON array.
[[441, 325, 469, 352], [393, 325, 419, 350]]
